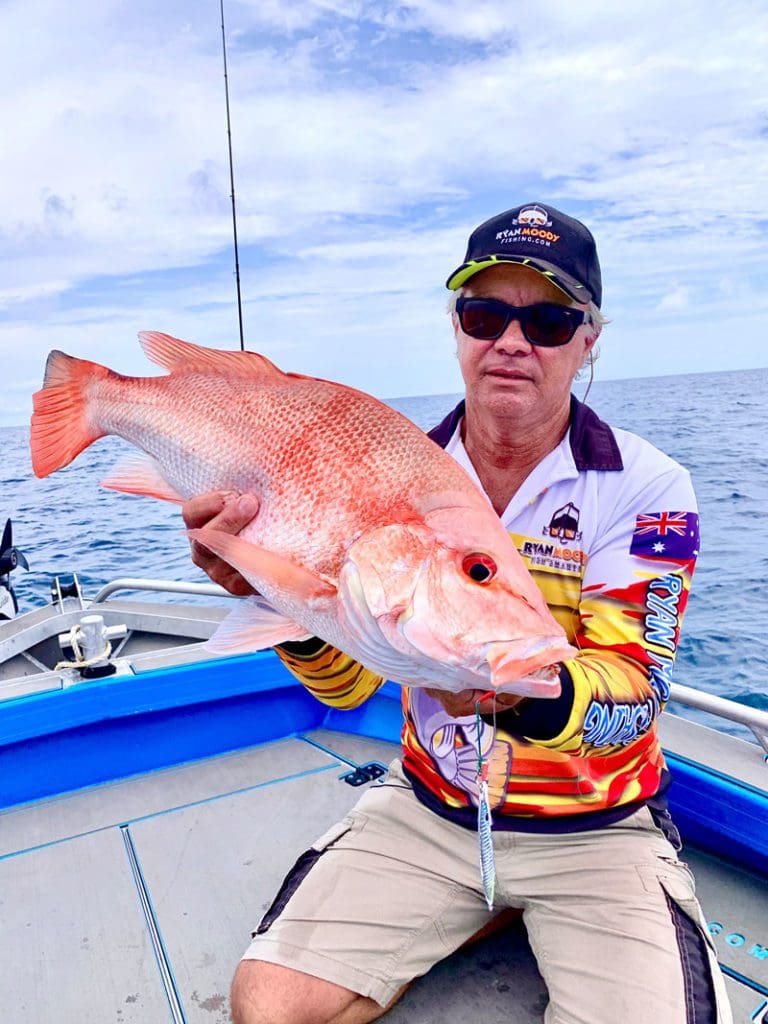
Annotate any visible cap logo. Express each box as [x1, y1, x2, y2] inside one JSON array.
[[495, 226, 560, 247], [494, 206, 560, 247], [516, 205, 551, 227]]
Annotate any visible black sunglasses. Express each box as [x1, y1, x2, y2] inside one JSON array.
[[456, 297, 591, 347]]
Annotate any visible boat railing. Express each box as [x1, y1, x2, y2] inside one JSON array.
[[90, 578, 235, 603], [669, 682, 768, 756]]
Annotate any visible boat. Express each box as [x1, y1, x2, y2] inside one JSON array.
[[1, 556, 766, 1024]]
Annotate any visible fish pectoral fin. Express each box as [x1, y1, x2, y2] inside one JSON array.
[[101, 455, 186, 504], [205, 596, 312, 654], [187, 528, 337, 604]]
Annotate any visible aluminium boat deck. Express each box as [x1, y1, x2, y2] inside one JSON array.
[[2, 727, 767, 1024]]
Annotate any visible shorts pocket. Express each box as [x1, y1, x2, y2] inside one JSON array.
[[254, 816, 359, 936], [637, 857, 700, 911]]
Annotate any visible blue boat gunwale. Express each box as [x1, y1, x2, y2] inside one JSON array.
[[0, 649, 319, 746], [0, 651, 402, 810], [0, 650, 765, 879], [0, 649, 403, 744]]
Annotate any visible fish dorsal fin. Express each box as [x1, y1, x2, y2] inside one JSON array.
[[138, 332, 286, 381]]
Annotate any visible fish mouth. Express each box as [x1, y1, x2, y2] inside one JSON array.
[[486, 636, 577, 697]]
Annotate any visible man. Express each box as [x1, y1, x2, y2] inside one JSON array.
[[184, 203, 732, 1024]]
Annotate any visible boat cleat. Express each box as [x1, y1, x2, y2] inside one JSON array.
[[57, 613, 129, 681]]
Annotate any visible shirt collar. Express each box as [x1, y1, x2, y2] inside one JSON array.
[[428, 394, 623, 471]]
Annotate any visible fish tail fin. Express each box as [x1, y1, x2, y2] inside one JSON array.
[[30, 351, 110, 477]]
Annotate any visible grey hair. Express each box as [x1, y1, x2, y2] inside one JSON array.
[[579, 303, 608, 374], [447, 286, 609, 372]]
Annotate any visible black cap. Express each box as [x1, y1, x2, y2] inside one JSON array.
[[446, 202, 602, 308]]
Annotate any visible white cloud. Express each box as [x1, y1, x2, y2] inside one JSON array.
[[656, 286, 692, 313], [374, 0, 517, 40], [0, 279, 73, 309]]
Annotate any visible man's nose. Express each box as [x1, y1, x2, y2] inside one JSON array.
[[493, 317, 532, 354]]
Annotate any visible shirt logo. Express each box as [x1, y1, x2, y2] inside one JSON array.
[[520, 538, 587, 572], [545, 501, 582, 542]]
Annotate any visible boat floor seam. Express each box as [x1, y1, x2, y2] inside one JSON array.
[[121, 824, 186, 1024], [0, 760, 343, 863], [300, 734, 367, 767], [720, 963, 768, 998]]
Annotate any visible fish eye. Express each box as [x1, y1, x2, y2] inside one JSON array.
[[461, 553, 497, 584]]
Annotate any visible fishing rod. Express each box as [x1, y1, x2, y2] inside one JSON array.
[[219, 0, 245, 350]]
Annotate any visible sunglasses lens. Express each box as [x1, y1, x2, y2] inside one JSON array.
[[459, 300, 509, 340], [524, 305, 577, 346], [458, 299, 585, 346]]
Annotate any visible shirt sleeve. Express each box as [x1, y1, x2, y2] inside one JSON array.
[[499, 465, 699, 753], [274, 637, 386, 709]]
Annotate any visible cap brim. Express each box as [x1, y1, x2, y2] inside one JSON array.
[[446, 255, 593, 305]]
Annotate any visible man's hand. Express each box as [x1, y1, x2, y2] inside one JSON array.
[[182, 491, 259, 596], [424, 687, 524, 718]]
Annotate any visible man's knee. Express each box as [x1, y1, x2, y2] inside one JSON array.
[[230, 959, 366, 1024]]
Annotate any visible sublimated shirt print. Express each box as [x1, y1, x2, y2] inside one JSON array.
[[275, 401, 700, 830]]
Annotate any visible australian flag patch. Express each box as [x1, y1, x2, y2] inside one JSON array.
[[630, 511, 700, 561]]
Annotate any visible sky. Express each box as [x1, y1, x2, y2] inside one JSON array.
[[1, 0, 767, 428]]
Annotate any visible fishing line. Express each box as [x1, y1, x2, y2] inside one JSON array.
[[219, 0, 245, 350]]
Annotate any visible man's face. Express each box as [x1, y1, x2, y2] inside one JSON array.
[[454, 263, 598, 428]]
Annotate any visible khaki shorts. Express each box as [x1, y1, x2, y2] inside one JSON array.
[[243, 760, 731, 1023]]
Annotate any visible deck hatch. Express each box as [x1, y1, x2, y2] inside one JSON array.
[[341, 761, 388, 786]]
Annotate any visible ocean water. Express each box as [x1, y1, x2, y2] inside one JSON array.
[[2, 367, 767, 741]]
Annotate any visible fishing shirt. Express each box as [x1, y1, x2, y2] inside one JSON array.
[[276, 396, 699, 832]]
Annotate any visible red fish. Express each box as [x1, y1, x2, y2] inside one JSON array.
[[31, 333, 575, 696]]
